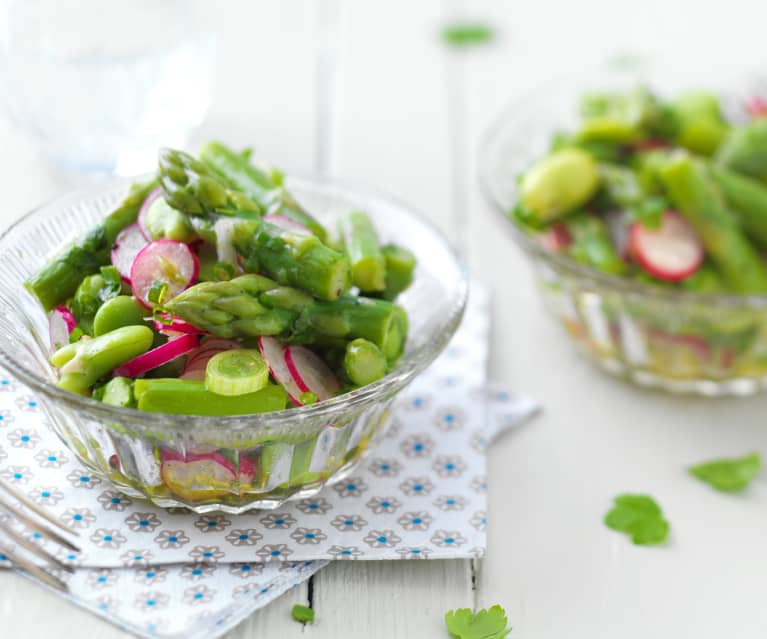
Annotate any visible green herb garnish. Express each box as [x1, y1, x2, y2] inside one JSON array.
[[147, 281, 169, 305], [604, 494, 669, 546], [69, 327, 85, 343], [213, 261, 236, 281], [440, 23, 494, 48], [689, 451, 761, 493], [445, 605, 512, 639], [291, 604, 315, 624]]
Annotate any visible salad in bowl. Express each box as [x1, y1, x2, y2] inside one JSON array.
[[0, 142, 467, 511], [482, 74, 767, 395]]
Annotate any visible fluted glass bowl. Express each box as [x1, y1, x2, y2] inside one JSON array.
[[0, 176, 467, 512], [480, 67, 767, 396]]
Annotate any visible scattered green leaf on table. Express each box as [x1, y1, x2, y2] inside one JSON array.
[[689, 451, 761, 493], [445, 605, 512, 639], [291, 604, 315, 623], [440, 23, 494, 47], [604, 494, 669, 546]]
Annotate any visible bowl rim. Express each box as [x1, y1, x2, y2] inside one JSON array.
[[0, 173, 469, 431], [477, 76, 767, 310]]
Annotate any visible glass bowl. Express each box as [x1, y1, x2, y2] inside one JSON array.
[[480, 66, 767, 396], [0, 176, 467, 512]]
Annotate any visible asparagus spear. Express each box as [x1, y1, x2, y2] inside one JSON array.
[[716, 119, 767, 183], [93, 376, 135, 408], [158, 147, 261, 216], [668, 91, 729, 156], [711, 165, 767, 248], [165, 275, 406, 356], [25, 178, 157, 311], [565, 213, 628, 276], [379, 243, 416, 300], [659, 154, 767, 293], [50, 325, 154, 395], [232, 220, 350, 301], [199, 141, 329, 242], [344, 338, 387, 386], [134, 379, 287, 415], [339, 211, 386, 292]]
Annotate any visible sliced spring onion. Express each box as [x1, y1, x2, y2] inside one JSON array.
[[205, 349, 269, 396]]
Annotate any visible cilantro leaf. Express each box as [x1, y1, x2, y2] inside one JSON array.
[[689, 451, 761, 493], [291, 604, 315, 624], [440, 23, 494, 48], [604, 494, 669, 546], [445, 605, 512, 639]]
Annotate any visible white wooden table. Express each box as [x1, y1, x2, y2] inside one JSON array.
[[4, 1, 767, 637]]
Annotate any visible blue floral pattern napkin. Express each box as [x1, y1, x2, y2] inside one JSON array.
[[0, 285, 538, 638]]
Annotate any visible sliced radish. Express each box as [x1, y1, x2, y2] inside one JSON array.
[[284, 345, 342, 402], [137, 186, 164, 240], [746, 96, 767, 119], [153, 313, 208, 336], [130, 239, 199, 307], [111, 224, 148, 281], [114, 334, 199, 378], [629, 211, 703, 282], [258, 336, 302, 405], [160, 448, 256, 500], [633, 138, 670, 152], [50, 306, 77, 351], [539, 223, 572, 253], [263, 214, 312, 236]]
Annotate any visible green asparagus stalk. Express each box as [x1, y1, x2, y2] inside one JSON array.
[[564, 214, 628, 276], [93, 377, 135, 408], [50, 325, 154, 395], [199, 141, 329, 241], [166, 275, 406, 356], [711, 165, 767, 248], [659, 154, 767, 293], [379, 244, 416, 300], [158, 147, 261, 216], [134, 379, 287, 415], [232, 220, 350, 301], [668, 91, 729, 156], [25, 178, 157, 311], [344, 338, 387, 386], [339, 211, 386, 292], [715, 119, 767, 183]]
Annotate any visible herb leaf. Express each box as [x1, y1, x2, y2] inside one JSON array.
[[604, 494, 669, 546], [441, 23, 494, 48], [291, 604, 315, 624], [445, 605, 512, 639], [689, 451, 761, 493]]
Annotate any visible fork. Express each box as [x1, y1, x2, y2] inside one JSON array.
[[0, 475, 81, 591]]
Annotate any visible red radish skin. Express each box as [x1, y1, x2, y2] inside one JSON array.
[[263, 214, 312, 236], [50, 306, 77, 350], [746, 96, 767, 119], [137, 186, 164, 240], [111, 223, 148, 281], [160, 449, 256, 499], [540, 224, 572, 253], [114, 334, 199, 378], [130, 239, 199, 307], [284, 345, 342, 402], [153, 314, 208, 336], [629, 211, 703, 282], [258, 336, 303, 406]]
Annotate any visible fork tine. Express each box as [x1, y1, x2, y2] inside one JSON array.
[[0, 540, 69, 592], [0, 477, 81, 551], [0, 516, 74, 573]]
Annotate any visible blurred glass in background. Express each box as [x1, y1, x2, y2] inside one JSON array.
[[0, 0, 214, 175]]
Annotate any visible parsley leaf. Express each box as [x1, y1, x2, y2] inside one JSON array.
[[604, 494, 669, 546], [689, 451, 761, 493], [291, 604, 315, 624], [445, 605, 512, 639], [441, 23, 494, 48]]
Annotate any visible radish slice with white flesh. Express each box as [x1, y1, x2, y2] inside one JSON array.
[[630, 211, 703, 282], [539, 223, 572, 253], [153, 313, 207, 336], [137, 187, 164, 240], [263, 214, 312, 236], [130, 240, 199, 307], [114, 334, 199, 378], [284, 345, 342, 402], [50, 306, 77, 350], [111, 223, 148, 281], [258, 336, 303, 405]]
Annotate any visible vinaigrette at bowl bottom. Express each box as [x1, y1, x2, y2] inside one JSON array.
[[0, 175, 467, 511]]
